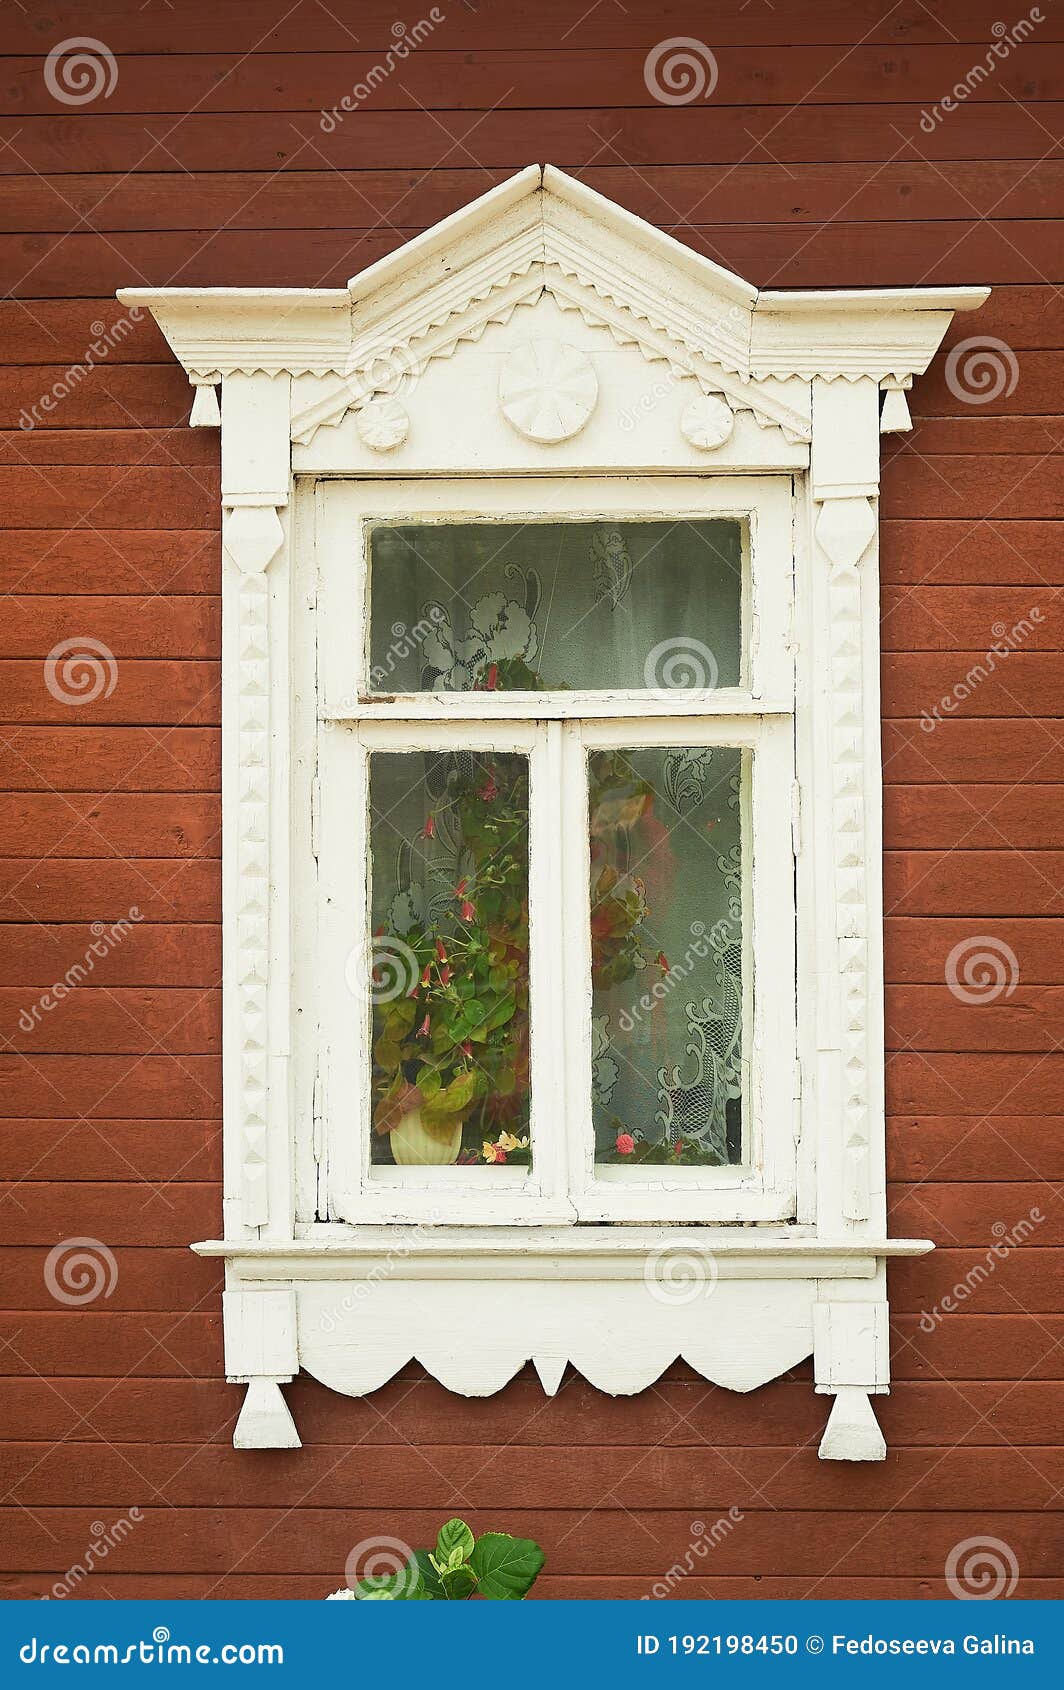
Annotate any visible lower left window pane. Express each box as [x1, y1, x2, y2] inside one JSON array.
[[367, 749, 531, 1170]]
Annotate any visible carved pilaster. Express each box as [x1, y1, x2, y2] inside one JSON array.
[[815, 495, 876, 1222], [223, 502, 284, 1229]]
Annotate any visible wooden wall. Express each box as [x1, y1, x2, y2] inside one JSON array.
[[1, 0, 1062, 1599]]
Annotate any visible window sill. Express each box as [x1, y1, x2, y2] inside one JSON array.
[[193, 1227, 932, 1282]]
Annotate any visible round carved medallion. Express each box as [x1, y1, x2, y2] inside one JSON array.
[[680, 393, 735, 451], [356, 396, 409, 452], [498, 339, 598, 443]]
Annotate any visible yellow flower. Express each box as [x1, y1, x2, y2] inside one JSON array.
[[482, 1140, 497, 1162]]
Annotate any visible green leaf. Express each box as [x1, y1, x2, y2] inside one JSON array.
[[421, 1067, 477, 1123], [412, 1549, 443, 1599], [354, 1564, 429, 1601], [438, 1563, 478, 1600], [434, 1515, 473, 1565], [468, 1533, 545, 1600]]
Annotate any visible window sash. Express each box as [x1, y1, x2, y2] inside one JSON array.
[[562, 715, 797, 1223], [319, 712, 796, 1225], [313, 475, 799, 1226], [317, 474, 795, 721]]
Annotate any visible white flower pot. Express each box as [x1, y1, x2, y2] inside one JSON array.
[[390, 1106, 462, 1166]]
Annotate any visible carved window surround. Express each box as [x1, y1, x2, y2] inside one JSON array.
[[121, 165, 988, 1460]]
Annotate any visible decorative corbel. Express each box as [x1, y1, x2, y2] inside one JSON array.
[[879, 375, 913, 434], [189, 374, 221, 428], [225, 1288, 301, 1449], [814, 1299, 889, 1460]]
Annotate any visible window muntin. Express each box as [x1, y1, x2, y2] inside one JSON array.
[[316, 476, 796, 1227], [366, 519, 743, 694]]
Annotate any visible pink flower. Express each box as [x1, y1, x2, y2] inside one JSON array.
[[616, 1133, 635, 1156], [421, 814, 436, 839], [460, 899, 476, 922], [461, 1041, 474, 1059], [478, 772, 498, 802], [491, 1147, 507, 1164], [416, 1014, 431, 1038]]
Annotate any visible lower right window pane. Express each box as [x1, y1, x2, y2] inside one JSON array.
[[589, 744, 745, 1169]]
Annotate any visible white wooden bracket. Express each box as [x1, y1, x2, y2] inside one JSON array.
[[814, 1299, 889, 1461], [224, 1288, 301, 1448]]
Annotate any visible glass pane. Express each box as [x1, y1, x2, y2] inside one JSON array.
[[589, 745, 744, 1169], [367, 520, 742, 693], [367, 749, 531, 1171]]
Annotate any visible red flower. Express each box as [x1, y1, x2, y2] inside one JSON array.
[[461, 1041, 474, 1059], [460, 899, 476, 922], [486, 663, 499, 690], [421, 814, 436, 839], [616, 1132, 635, 1156], [435, 938, 448, 963], [454, 878, 468, 898], [416, 1014, 431, 1037], [492, 1147, 507, 1164], [478, 772, 498, 802], [440, 965, 452, 985], [656, 951, 670, 973], [420, 964, 431, 989], [673, 1138, 684, 1156]]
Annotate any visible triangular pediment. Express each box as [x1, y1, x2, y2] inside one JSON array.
[[292, 165, 802, 446], [120, 165, 988, 450]]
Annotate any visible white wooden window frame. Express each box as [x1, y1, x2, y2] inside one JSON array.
[[314, 475, 796, 1228], [122, 164, 988, 1460]]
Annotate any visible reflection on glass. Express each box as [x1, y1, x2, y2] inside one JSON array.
[[588, 746, 744, 1168], [368, 750, 530, 1170], [368, 520, 742, 693]]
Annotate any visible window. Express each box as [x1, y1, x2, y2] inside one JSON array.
[[129, 162, 983, 1455], [312, 476, 797, 1224]]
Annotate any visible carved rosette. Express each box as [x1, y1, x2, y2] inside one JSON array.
[[498, 337, 598, 441], [223, 504, 285, 1228], [815, 496, 876, 1222]]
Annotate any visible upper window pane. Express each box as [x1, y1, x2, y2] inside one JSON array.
[[367, 519, 743, 693]]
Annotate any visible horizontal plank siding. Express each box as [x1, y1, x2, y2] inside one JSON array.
[[1, 0, 1061, 1603]]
